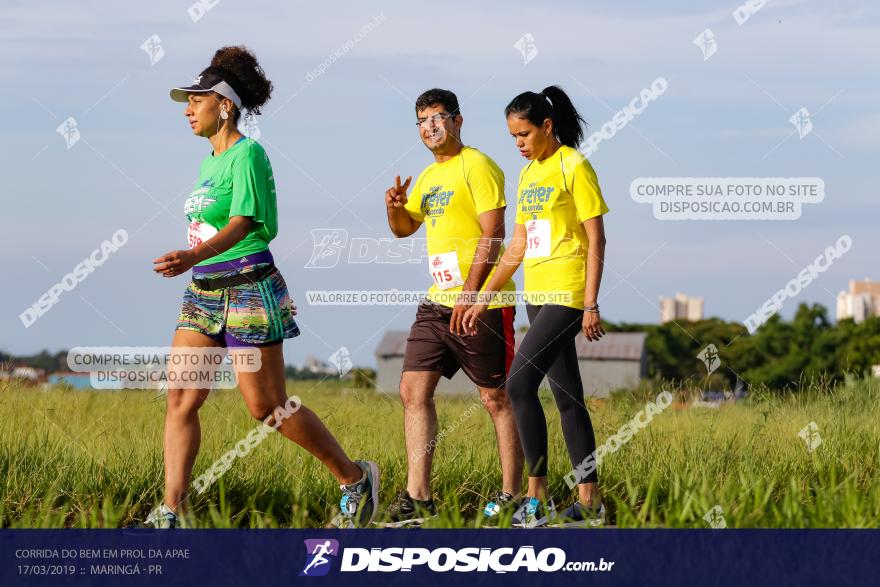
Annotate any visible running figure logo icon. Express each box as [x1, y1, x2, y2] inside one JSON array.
[[305, 229, 348, 269], [300, 539, 339, 577]]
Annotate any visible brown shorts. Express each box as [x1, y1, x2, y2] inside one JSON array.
[[402, 300, 516, 388]]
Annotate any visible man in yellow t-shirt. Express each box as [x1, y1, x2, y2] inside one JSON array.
[[382, 88, 523, 526]]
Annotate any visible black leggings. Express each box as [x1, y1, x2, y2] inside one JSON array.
[[506, 304, 598, 482]]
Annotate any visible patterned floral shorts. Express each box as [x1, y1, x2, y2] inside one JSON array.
[[176, 254, 300, 347]]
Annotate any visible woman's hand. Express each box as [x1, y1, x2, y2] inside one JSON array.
[[153, 249, 197, 277], [582, 310, 605, 341], [462, 302, 490, 336]]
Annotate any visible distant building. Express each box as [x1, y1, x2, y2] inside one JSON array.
[[660, 293, 704, 323], [375, 330, 647, 398], [837, 279, 880, 323], [1, 365, 47, 386], [303, 354, 335, 375], [48, 372, 94, 389]]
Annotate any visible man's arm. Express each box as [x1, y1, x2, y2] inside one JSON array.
[[449, 207, 505, 334], [460, 221, 527, 336]]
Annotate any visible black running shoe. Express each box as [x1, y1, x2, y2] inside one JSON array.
[[381, 490, 437, 527], [558, 501, 606, 527]]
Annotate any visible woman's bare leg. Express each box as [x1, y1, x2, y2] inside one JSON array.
[[163, 329, 218, 511], [232, 343, 362, 485]]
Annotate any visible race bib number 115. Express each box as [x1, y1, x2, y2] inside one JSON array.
[[430, 251, 465, 290]]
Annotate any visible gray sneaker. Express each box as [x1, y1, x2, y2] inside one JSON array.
[[330, 460, 380, 528], [511, 496, 556, 528]]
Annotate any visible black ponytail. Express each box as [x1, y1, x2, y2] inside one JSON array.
[[504, 85, 586, 148]]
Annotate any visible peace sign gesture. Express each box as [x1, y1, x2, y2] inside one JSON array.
[[385, 175, 412, 209]]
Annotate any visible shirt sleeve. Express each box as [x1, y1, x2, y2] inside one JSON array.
[[403, 172, 425, 222], [466, 153, 506, 215], [514, 167, 526, 225], [229, 144, 273, 226], [570, 156, 609, 223]]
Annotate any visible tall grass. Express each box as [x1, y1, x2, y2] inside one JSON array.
[[1, 376, 878, 528]]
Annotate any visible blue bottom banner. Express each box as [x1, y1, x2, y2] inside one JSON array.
[[3, 529, 877, 586]]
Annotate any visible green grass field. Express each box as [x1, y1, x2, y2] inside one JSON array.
[[1, 376, 879, 528]]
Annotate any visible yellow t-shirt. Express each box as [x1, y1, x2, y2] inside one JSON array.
[[514, 145, 609, 310], [405, 146, 516, 308]]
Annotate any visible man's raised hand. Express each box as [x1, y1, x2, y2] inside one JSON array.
[[385, 175, 412, 208]]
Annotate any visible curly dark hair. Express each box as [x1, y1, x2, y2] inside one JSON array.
[[200, 45, 273, 122]]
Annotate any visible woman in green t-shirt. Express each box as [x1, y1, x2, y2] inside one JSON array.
[[148, 46, 379, 529]]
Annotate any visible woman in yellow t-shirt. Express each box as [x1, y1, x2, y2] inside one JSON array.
[[463, 85, 609, 528]]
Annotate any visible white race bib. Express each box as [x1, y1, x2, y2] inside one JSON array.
[[525, 219, 551, 258], [429, 251, 465, 290], [187, 220, 218, 249]]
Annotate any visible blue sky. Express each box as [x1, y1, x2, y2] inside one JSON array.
[[2, 0, 878, 368]]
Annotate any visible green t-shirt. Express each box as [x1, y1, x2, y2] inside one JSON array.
[[184, 138, 278, 266]]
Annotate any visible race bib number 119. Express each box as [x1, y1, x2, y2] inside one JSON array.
[[525, 219, 551, 258]]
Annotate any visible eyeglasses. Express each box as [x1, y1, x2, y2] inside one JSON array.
[[416, 112, 458, 128]]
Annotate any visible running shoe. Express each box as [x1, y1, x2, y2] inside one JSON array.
[[511, 496, 556, 528], [558, 501, 606, 527], [330, 460, 380, 528], [143, 503, 179, 529], [482, 491, 520, 521], [380, 490, 437, 527]]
